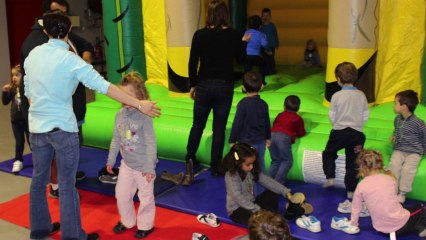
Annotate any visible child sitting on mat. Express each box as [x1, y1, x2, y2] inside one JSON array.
[[106, 72, 158, 239], [222, 143, 292, 225]]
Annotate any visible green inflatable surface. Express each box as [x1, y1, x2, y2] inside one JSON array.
[[83, 67, 426, 201]]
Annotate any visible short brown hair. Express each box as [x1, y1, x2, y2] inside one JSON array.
[[249, 210, 291, 240], [395, 90, 419, 113], [243, 71, 263, 93], [206, 0, 230, 30], [119, 71, 149, 100], [334, 62, 358, 84]]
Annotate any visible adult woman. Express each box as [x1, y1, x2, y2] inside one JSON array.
[[184, 0, 249, 183]]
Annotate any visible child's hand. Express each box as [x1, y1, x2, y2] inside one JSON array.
[[106, 165, 114, 175], [142, 173, 155, 183], [2, 84, 11, 92], [266, 139, 271, 147], [390, 135, 395, 143], [242, 33, 252, 42], [189, 87, 196, 100]]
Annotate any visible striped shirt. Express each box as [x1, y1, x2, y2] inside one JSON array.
[[393, 114, 426, 155]]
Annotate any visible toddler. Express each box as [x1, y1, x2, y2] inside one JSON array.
[[269, 95, 305, 184], [106, 72, 158, 239], [302, 39, 321, 67]]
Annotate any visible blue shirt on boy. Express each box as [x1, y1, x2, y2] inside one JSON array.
[[244, 29, 268, 56], [260, 22, 279, 50]]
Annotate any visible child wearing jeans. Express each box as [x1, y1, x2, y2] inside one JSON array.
[[2, 64, 30, 173], [222, 143, 291, 226], [106, 72, 158, 239], [350, 150, 426, 237], [389, 90, 426, 203], [322, 62, 369, 199], [269, 95, 305, 184], [229, 71, 271, 172]]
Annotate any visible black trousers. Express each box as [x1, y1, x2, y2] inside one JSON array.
[[11, 119, 30, 161], [322, 127, 365, 192], [244, 55, 268, 84], [230, 189, 279, 225], [396, 204, 425, 236]]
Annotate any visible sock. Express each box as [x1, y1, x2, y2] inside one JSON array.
[[51, 183, 59, 190]]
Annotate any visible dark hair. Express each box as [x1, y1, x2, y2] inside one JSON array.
[[305, 39, 317, 50], [206, 0, 230, 30], [243, 71, 263, 93], [248, 15, 262, 29], [334, 62, 358, 84], [119, 71, 150, 100], [395, 90, 419, 113], [43, 10, 71, 39], [10, 64, 22, 89], [42, 0, 69, 14], [284, 95, 301, 112], [248, 210, 291, 240], [221, 143, 260, 181], [262, 8, 271, 14]]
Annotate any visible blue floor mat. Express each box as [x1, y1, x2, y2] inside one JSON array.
[[1, 147, 423, 240]]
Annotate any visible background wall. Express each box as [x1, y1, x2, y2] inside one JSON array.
[[0, 0, 10, 87], [247, 0, 328, 65]]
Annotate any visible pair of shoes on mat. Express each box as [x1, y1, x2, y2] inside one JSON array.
[[12, 160, 23, 173], [192, 232, 209, 240], [331, 216, 360, 234], [296, 215, 321, 233], [338, 200, 370, 217], [284, 192, 314, 220], [197, 213, 220, 227]]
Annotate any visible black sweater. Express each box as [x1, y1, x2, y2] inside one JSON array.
[[2, 88, 24, 122]]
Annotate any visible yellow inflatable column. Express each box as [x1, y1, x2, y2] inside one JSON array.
[[165, 0, 204, 92], [325, 0, 378, 104], [375, 0, 425, 104]]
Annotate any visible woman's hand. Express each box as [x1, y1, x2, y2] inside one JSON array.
[[138, 100, 161, 117], [190, 87, 196, 100]]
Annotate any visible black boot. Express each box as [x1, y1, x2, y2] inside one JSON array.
[[182, 159, 194, 186]]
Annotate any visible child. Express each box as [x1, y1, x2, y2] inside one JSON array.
[[350, 150, 426, 237], [229, 71, 271, 172], [260, 8, 279, 75], [244, 15, 269, 84], [2, 64, 30, 173], [302, 39, 321, 67], [269, 95, 305, 184], [106, 72, 158, 239], [222, 143, 291, 226], [389, 90, 426, 203], [322, 62, 369, 199]]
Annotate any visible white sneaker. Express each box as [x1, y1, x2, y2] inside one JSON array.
[[192, 232, 209, 240], [337, 200, 370, 217], [322, 179, 334, 188], [197, 213, 220, 227], [397, 194, 406, 203], [331, 216, 360, 234], [12, 160, 23, 173], [296, 215, 321, 232]]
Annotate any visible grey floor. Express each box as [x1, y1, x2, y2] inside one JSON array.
[[0, 89, 94, 239]]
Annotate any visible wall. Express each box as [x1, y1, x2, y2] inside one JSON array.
[[0, 0, 10, 87]]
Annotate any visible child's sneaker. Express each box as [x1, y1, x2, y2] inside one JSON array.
[[12, 160, 23, 173], [197, 213, 220, 227], [331, 216, 360, 234], [192, 232, 209, 240], [337, 200, 370, 217], [98, 174, 118, 184], [296, 215, 321, 233]]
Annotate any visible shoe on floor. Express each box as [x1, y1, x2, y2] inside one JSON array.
[[98, 174, 118, 184], [197, 213, 220, 227], [76, 171, 86, 181], [337, 200, 370, 217], [86, 233, 99, 240], [113, 222, 130, 234], [12, 160, 23, 173], [134, 227, 154, 238], [161, 171, 184, 185], [322, 179, 334, 188], [331, 216, 360, 234], [49, 222, 60, 235], [49, 185, 59, 199], [192, 232, 210, 240], [296, 215, 321, 233]]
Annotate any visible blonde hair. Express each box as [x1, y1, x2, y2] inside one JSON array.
[[119, 71, 149, 100], [357, 149, 393, 178]]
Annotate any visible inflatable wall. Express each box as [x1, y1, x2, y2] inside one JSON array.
[[84, 0, 426, 201]]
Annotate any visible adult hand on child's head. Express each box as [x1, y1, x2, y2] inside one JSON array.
[[138, 100, 161, 118], [2, 84, 11, 92], [142, 173, 155, 183], [106, 165, 114, 175]]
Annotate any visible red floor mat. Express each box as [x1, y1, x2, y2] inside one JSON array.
[[0, 189, 246, 240]]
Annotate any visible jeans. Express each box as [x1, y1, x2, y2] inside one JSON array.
[[251, 142, 266, 173], [30, 130, 86, 240], [186, 79, 234, 172], [11, 119, 30, 161], [269, 132, 293, 184]]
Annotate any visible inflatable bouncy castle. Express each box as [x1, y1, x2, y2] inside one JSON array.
[[83, 0, 426, 201]]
